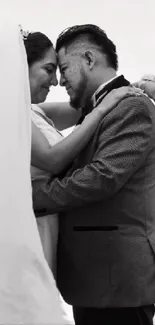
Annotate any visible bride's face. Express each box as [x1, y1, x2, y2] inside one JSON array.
[[29, 47, 58, 104]]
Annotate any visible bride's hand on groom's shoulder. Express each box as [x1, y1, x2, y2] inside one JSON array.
[[96, 86, 144, 117]]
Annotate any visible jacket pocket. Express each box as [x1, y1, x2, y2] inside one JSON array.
[[73, 226, 118, 231]]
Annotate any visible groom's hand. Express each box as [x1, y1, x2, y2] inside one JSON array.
[[132, 75, 155, 100]]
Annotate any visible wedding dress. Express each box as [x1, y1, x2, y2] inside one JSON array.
[[31, 104, 63, 275], [0, 21, 70, 324]]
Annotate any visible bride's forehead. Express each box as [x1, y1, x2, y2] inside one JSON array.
[[41, 47, 57, 65]]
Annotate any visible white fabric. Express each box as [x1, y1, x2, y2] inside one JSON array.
[[0, 22, 70, 324], [32, 104, 63, 146], [31, 105, 63, 180], [31, 106, 63, 273]]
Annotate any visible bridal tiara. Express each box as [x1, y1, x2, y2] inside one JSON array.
[[19, 25, 31, 40]]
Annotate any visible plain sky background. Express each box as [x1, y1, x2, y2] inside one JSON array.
[[1, 0, 155, 321]]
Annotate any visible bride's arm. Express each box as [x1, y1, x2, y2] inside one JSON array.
[[31, 108, 103, 175], [32, 86, 142, 175], [38, 102, 81, 130]]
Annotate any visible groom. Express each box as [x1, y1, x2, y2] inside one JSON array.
[[33, 24, 155, 325]]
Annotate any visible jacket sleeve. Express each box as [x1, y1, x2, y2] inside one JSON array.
[[33, 97, 152, 214]]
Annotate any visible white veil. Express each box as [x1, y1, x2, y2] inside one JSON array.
[[0, 22, 70, 324]]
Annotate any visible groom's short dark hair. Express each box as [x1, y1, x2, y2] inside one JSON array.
[[56, 24, 118, 70]]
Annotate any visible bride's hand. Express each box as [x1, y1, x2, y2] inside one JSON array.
[[95, 86, 144, 117]]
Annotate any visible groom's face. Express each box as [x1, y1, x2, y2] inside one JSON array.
[[58, 47, 89, 109]]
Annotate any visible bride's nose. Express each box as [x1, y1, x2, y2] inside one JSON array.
[[52, 74, 58, 86]]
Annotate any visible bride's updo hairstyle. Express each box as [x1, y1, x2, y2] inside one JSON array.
[[20, 27, 53, 66]]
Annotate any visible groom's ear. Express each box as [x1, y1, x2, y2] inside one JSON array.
[[82, 50, 95, 70]]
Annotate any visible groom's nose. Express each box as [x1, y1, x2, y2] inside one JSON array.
[[59, 74, 65, 87]]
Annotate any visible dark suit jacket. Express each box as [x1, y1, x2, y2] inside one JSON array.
[[33, 93, 155, 308]]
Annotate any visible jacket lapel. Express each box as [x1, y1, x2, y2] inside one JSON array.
[[77, 75, 130, 125]]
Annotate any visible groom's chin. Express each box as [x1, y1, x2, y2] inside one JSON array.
[[70, 98, 81, 110]]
